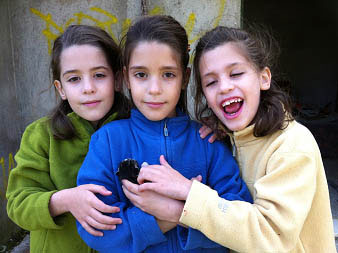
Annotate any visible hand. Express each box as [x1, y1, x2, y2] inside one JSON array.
[[122, 179, 184, 223], [137, 155, 198, 201], [51, 184, 122, 236], [199, 125, 217, 143]]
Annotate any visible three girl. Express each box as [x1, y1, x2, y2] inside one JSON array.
[[6, 25, 128, 252], [124, 26, 336, 252], [76, 15, 252, 253]]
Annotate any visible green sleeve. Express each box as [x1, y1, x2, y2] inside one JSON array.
[[6, 119, 65, 231]]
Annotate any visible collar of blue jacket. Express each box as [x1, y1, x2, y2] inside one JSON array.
[[130, 107, 193, 138]]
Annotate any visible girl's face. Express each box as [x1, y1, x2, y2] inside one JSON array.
[[125, 41, 186, 121], [54, 45, 115, 127], [199, 42, 271, 132]]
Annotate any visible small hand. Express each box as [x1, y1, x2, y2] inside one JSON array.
[[122, 179, 184, 223], [199, 125, 217, 143], [67, 184, 122, 236], [137, 155, 198, 201]]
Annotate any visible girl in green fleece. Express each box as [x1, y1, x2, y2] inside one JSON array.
[[6, 25, 129, 253], [123, 26, 336, 252]]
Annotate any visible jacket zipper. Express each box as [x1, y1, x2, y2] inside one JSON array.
[[163, 121, 169, 158], [229, 135, 237, 157]]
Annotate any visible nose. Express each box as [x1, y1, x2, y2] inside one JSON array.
[[148, 76, 162, 95], [219, 76, 234, 94], [83, 77, 96, 94]]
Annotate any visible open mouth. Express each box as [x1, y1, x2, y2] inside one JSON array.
[[221, 98, 243, 116]]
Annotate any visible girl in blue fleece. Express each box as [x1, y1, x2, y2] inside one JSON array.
[[76, 15, 252, 253]]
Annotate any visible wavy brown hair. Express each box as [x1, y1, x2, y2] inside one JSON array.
[[49, 25, 129, 139], [121, 15, 190, 114], [194, 26, 293, 137]]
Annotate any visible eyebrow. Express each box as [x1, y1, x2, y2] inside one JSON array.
[[62, 66, 109, 77], [202, 62, 240, 78], [129, 65, 180, 71]]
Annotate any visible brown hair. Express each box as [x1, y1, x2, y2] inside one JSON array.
[[49, 25, 129, 139], [194, 26, 293, 137], [121, 15, 190, 113]]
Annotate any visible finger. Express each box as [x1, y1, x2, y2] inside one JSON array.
[[81, 221, 103, 237], [85, 184, 112, 196], [199, 125, 209, 138], [92, 197, 120, 214], [122, 179, 140, 194], [138, 182, 157, 192], [191, 175, 202, 182], [208, 134, 217, 143], [122, 186, 141, 207], [159, 155, 169, 167], [86, 215, 118, 231], [90, 209, 122, 226]]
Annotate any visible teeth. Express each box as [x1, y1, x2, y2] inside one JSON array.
[[222, 98, 242, 107]]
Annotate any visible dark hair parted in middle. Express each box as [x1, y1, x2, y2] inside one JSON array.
[[121, 15, 190, 113], [194, 26, 294, 137], [50, 24, 129, 139]]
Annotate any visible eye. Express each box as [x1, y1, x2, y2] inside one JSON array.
[[135, 72, 147, 78], [163, 72, 176, 78], [67, 76, 80, 83], [230, 72, 244, 78], [94, 73, 106, 79], [206, 80, 217, 87]]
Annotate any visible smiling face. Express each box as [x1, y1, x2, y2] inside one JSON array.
[[199, 42, 271, 132], [125, 41, 185, 121], [54, 44, 115, 127]]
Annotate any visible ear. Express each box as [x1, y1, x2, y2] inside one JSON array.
[[260, 67, 271, 91], [54, 80, 67, 100], [182, 67, 191, 90], [123, 66, 130, 89]]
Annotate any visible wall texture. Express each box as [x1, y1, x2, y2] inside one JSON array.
[[0, 0, 241, 244]]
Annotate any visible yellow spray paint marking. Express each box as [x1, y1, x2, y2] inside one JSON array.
[[31, 7, 124, 54], [31, 0, 228, 55], [188, 0, 227, 44], [149, 6, 164, 15], [0, 153, 15, 200]]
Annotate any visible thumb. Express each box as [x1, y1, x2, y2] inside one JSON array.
[[159, 155, 169, 167], [86, 184, 112, 196]]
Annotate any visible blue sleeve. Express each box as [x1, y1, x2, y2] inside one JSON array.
[[178, 138, 253, 250], [76, 130, 167, 252]]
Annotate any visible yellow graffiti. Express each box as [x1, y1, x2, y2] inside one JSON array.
[[0, 153, 15, 200], [31, 0, 228, 55], [187, 0, 227, 44], [31, 7, 130, 54]]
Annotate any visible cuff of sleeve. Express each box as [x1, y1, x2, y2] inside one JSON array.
[[179, 181, 215, 230], [180, 180, 211, 229], [40, 191, 65, 229]]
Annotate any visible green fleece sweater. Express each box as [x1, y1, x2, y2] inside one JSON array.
[[6, 112, 117, 253], [180, 120, 336, 253]]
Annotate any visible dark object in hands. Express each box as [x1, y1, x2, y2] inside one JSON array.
[[116, 158, 140, 184]]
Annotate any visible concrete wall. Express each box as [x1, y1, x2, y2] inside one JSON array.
[[0, 0, 241, 244]]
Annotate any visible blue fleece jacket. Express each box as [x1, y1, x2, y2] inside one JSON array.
[[77, 108, 252, 253]]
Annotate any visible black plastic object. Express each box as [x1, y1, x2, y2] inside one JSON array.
[[116, 158, 140, 184]]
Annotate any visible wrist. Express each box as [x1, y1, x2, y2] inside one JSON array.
[[49, 188, 71, 217]]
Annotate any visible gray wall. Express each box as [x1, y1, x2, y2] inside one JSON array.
[[0, 0, 241, 244]]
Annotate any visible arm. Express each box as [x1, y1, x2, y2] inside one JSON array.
[[76, 130, 166, 252], [180, 151, 317, 252], [6, 121, 67, 231], [176, 140, 252, 250], [6, 120, 121, 235]]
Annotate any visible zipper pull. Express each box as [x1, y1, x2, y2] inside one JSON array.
[[232, 142, 236, 157], [164, 122, 169, 137]]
